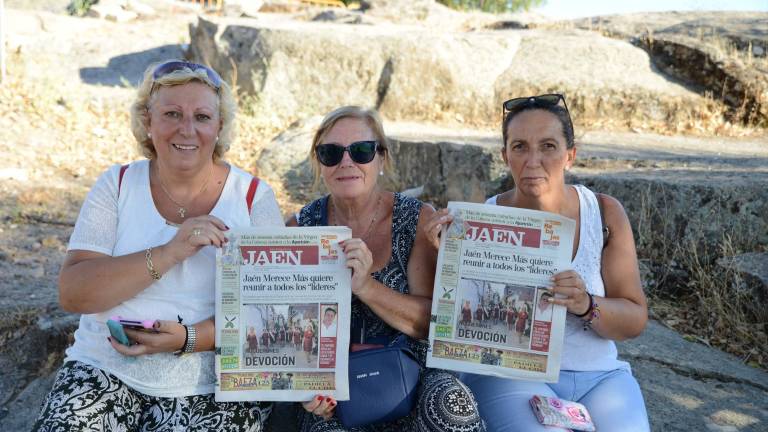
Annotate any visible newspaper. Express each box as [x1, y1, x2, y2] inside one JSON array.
[[215, 227, 352, 402], [426, 202, 575, 382]]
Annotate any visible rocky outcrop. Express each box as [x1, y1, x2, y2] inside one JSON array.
[[188, 16, 707, 132], [639, 34, 768, 125], [565, 12, 768, 126]]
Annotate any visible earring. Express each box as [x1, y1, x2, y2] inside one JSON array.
[[216, 135, 220, 142], [379, 170, 384, 176], [147, 132, 152, 139]]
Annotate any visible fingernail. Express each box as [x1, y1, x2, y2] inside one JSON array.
[[325, 397, 332, 402], [316, 396, 323, 401], [330, 401, 337, 406], [225, 225, 230, 230], [107, 337, 112, 342]]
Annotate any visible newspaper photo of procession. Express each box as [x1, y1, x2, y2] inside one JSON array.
[[243, 303, 321, 368], [457, 278, 536, 349]]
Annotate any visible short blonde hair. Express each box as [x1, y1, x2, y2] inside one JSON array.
[[310, 106, 393, 188], [130, 60, 237, 160]]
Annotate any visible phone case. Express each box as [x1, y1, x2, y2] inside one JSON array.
[[113, 316, 157, 331], [106, 319, 131, 346], [529, 395, 595, 431]]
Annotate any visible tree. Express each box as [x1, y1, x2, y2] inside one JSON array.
[[437, 0, 545, 13]]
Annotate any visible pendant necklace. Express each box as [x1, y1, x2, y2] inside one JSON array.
[[330, 191, 383, 242], [156, 163, 213, 219]]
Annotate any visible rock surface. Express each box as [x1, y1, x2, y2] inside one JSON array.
[[717, 252, 768, 304], [639, 34, 767, 125], [564, 12, 768, 125], [188, 15, 706, 133]]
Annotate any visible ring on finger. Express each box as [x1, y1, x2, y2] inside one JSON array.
[[192, 228, 203, 237]]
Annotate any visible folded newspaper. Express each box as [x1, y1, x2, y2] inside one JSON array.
[[215, 227, 352, 401], [427, 202, 575, 382]]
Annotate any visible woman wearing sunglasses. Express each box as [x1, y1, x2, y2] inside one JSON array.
[[288, 106, 485, 432], [432, 94, 650, 431], [34, 61, 282, 431]]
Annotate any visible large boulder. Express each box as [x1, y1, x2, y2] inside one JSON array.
[[565, 12, 768, 126], [639, 34, 768, 126], [188, 16, 707, 133], [717, 252, 768, 305]]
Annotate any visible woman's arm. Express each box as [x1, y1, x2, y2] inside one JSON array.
[[591, 195, 648, 340], [352, 205, 436, 340], [110, 317, 216, 356], [551, 195, 648, 340], [59, 215, 229, 314]]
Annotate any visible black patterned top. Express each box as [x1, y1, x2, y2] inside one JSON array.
[[297, 192, 428, 363]]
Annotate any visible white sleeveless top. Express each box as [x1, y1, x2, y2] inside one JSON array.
[[486, 185, 628, 372], [65, 159, 284, 397]]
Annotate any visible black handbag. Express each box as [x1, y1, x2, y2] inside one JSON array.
[[335, 335, 421, 428]]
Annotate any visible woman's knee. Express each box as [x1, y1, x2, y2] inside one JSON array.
[[417, 370, 485, 431], [460, 373, 555, 432], [580, 369, 650, 432], [33, 361, 137, 431]]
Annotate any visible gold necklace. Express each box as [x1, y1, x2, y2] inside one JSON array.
[[155, 163, 213, 219], [330, 191, 383, 242]]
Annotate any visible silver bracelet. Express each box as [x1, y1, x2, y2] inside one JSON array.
[[183, 324, 197, 354]]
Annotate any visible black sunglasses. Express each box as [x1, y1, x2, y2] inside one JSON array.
[[316, 141, 379, 166], [152, 61, 222, 90], [502, 93, 573, 131]]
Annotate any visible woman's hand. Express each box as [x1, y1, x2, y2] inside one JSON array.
[[341, 239, 374, 296], [548, 270, 591, 316], [422, 208, 453, 250], [108, 320, 186, 356], [163, 215, 229, 264], [302, 395, 337, 420]]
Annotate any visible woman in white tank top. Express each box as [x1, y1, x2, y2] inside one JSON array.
[[429, 94, 651, 431]]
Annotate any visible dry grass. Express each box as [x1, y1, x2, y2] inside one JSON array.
[[633, 186, 768, 370]]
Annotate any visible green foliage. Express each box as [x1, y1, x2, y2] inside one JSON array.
[[67, 0, 99, 17], [437, 0, 545, 13]]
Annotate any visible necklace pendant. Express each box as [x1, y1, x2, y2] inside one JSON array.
[[178, 207, 187, 218]]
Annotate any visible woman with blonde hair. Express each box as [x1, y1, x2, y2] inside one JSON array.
[[289, 106, 485, 432], [34, 60, 283, 431]]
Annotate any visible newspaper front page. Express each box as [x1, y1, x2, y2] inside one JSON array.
[[215, 227, 352, 401], [427, 202, 575, 382]]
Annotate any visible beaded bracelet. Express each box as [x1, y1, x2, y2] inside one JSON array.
[[174, 324, 189, 356], [582, 293, 601, 331]]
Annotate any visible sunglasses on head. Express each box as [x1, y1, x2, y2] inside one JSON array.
[[152, 61, 222, 90], [502, 93, 573, 131], [316, 141, 379, 167]]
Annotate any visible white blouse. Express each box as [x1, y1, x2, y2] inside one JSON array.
[[65, 159, 284, 397]]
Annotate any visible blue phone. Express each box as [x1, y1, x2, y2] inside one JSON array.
[[107, 319, 131, 346]]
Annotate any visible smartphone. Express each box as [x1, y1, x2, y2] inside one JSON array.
[[106, 319, 131, 346], [114, 317, 157, 331]]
